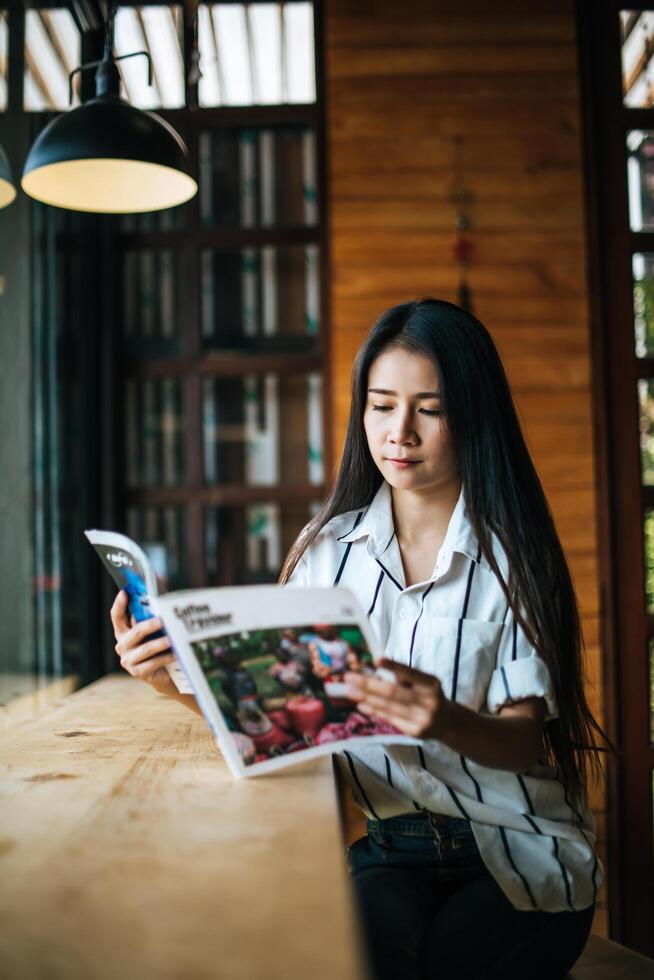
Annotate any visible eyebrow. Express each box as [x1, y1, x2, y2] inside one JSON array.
[[368, 387, 441, 399]]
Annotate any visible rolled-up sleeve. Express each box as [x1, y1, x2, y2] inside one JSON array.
[[486, 612, 558, 721]]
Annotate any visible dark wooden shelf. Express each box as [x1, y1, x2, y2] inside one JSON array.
[[158, 104, 319, 128], [114, 226, 320, 249], [124, 351, 323, 377], [125, 484, 325, 507]]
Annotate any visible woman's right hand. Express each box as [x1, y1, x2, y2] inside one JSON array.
[[110, 590, 177, 697]]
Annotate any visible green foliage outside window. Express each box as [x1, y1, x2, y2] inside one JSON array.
[[644, 509, 654, 613], [638, 380, 654, 484], [634, 279, 654, 357]]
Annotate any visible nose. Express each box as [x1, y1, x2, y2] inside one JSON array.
[[388, 406, 417, 445]]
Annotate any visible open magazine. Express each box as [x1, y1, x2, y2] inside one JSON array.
[[86, 530, 419, 778]]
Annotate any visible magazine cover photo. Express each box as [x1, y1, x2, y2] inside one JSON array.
[[192, 622, 400, 766]]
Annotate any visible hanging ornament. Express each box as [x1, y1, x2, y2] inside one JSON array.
[[187, 2, 203, 88], [448, 137, 475, 313]]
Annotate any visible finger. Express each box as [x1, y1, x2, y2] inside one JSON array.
[[121, 650, 175, 679], [376, 658, 440, 691], [356, 702, 415, 735], [113, 614, 157, 661], [357, 692, 420, 720], [110, 590, 131, 638], [344, 671, 412, 702], [132, 653, 177, 681], [123, 617, 165, 650], [344, 668, 439, 705], [356, 678, 437, 718], [120, 634, 172, 668], [357, 677, 417, 705]]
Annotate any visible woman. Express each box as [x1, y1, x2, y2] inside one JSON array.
[[112, 298, 607, 979]]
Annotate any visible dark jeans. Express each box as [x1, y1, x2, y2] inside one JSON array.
[[346, 812, 594, 980]]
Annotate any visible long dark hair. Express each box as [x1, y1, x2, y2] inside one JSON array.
[[280, 298, 610, 805]]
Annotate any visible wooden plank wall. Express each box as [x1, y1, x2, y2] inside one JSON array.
[[324, 0, 608, 933]]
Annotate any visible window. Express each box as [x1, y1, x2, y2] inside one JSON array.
[[198, 2, 315, 106], [113, 5, 185, 109], [24, 7, 80, 111], [578, 2, 654, 952], [116, 1, 323, 589], [621, 10, 654, 107], [0, 0, 324, 718]]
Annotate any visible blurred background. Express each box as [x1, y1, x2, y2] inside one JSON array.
[[0, 0, 651, 957]]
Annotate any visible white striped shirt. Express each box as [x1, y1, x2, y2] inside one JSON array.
[[287, 480, 602, 913]]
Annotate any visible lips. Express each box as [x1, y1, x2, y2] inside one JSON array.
[[386, 458, 420, 468]]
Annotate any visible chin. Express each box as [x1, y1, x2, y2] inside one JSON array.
[[383, 466, 429, 488]]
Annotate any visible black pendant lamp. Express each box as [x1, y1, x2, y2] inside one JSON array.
[[0, 144, 17, 209], [21, 8, 197, 213]]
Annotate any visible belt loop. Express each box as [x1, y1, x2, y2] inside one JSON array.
[[428, 812, 443, 842], [367, 821, 387, 847]]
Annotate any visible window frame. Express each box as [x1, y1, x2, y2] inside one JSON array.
[[577, 0, 654, 954]]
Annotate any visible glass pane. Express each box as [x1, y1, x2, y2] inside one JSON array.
[[638, 380, 654, 484], [198, 2, 315, 107], [199, 128, 317, 228], [202, 373, 323, 486], [626, 130, 654, 232], [114, 5, 184, 109], [6, 204, 87, 700], [125, 506, 185, 589], [125, 377, 184, 487], [205, 500, 320, 585], [24, 8, 81, 111], [0, 11, 8, 111], [620, 11, 654, 107], [644, 508, 654, 612], [284, 3, 316, 104], [201, 245, 320, 348], [29, 206, 78, 685], [121, 248, 180, 355], [633, 253, 654, 357]]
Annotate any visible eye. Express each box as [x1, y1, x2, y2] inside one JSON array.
[[419, 409, 442, 416], [371, 404, 392, 412]]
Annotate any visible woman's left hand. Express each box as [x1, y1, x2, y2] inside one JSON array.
[[344, 658, 451, 739]]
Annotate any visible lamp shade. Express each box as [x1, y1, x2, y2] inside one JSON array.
[[0, 144, 17, 209], [21, 94, 197, 213]]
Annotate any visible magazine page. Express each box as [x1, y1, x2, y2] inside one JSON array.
[[84, 529, 191, 694], [152, 585, 419, 779]]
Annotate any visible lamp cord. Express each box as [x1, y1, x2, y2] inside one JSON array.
[[104, 2, 117, 59]]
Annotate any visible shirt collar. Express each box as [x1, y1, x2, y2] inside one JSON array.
[[337, 481, 484, 573], [336, 481, 395, 557]]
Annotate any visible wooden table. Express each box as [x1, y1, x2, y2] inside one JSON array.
[[0, 676, 363, 980]]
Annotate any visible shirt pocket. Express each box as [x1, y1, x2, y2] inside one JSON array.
[[412, 616, 504, 710]]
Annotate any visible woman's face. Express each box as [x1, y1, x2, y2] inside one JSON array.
[[363, 347, 459, 493]]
